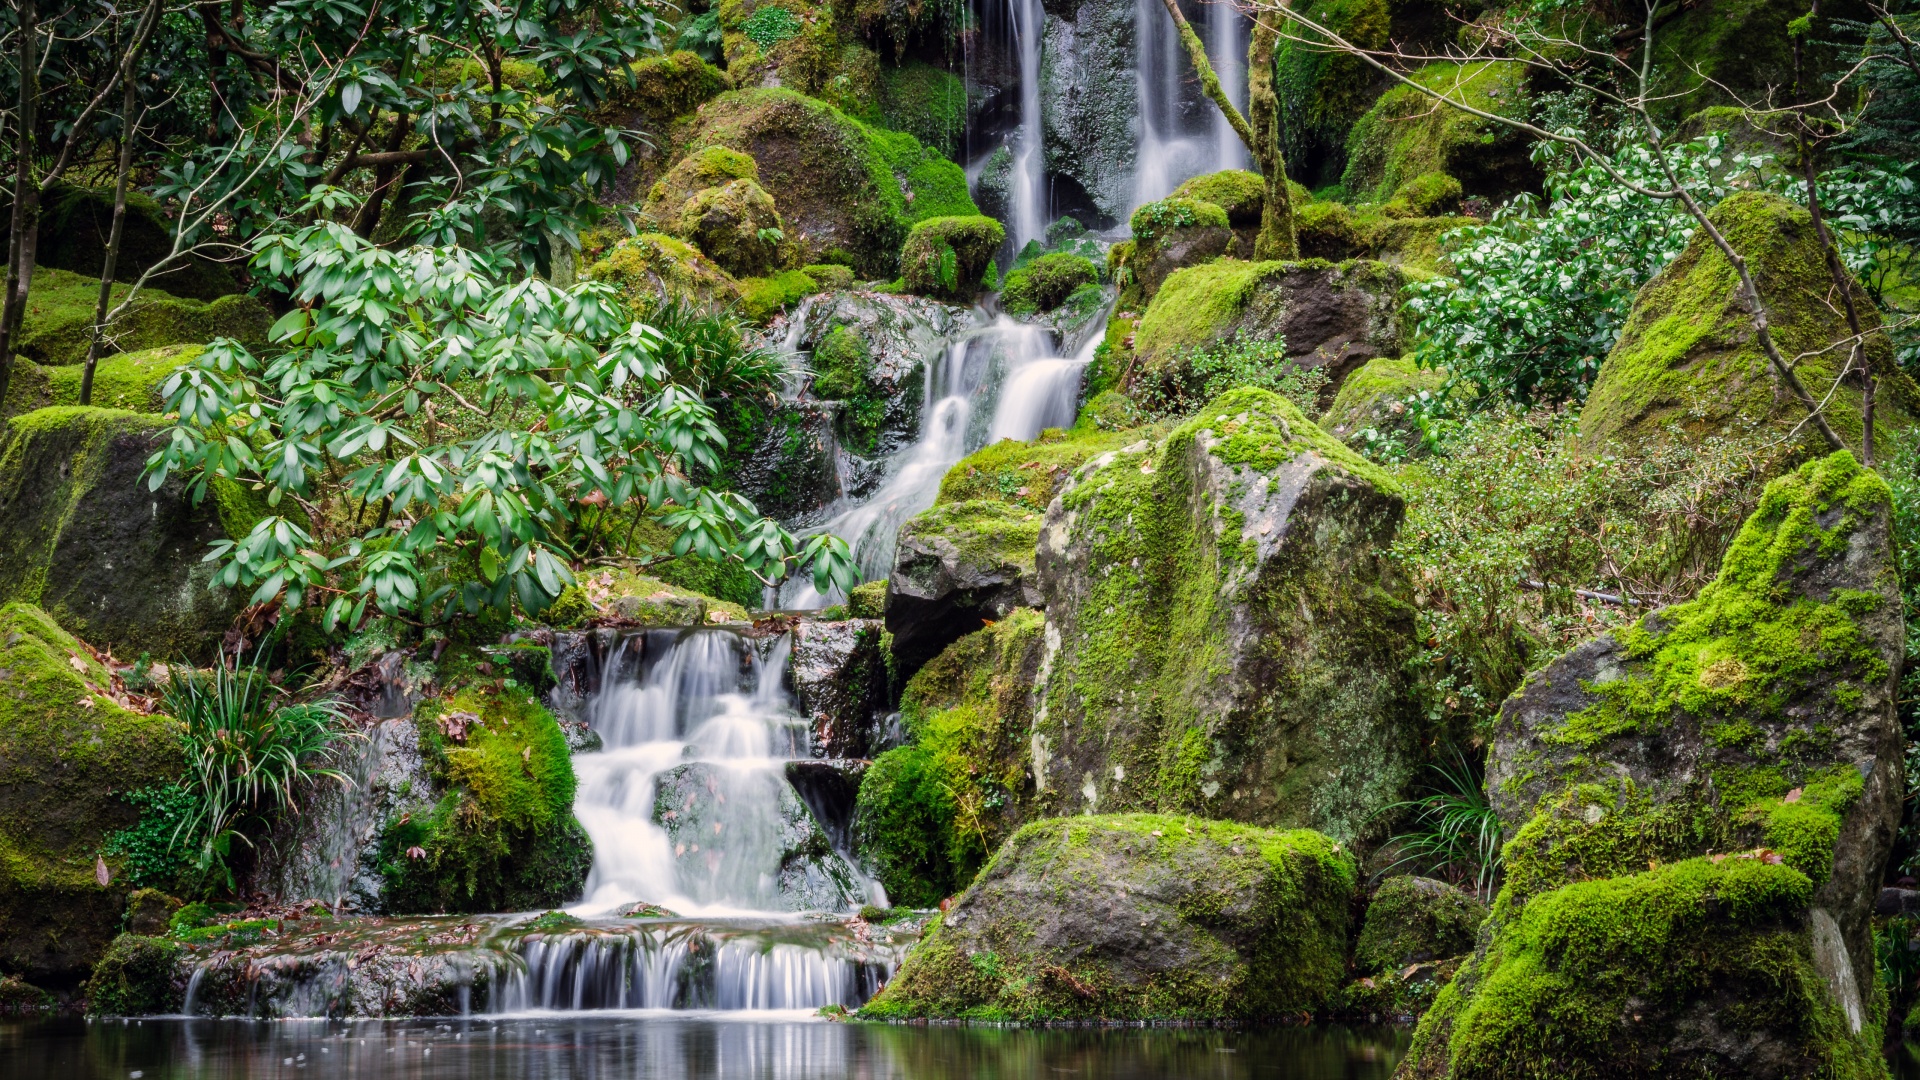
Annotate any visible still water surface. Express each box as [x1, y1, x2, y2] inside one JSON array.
[[2, 1014, 1409, 1080]]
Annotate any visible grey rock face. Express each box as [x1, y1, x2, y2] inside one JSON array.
[[720, 399, 839, 522], [1029, 389, 1418, 847], [1405, 452, 1903, 1077], [886, 503, 1043, 675], [1130, 223, 1234, 301], [652, 762, 867, 912], [862, 814, 1355, 1020], [1040, 0, 1140, 220], [787, 618, 889, 758]]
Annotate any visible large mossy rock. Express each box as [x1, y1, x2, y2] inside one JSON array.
[[583, 232, 743, 311], [1317, 355, 1444, 452], [1133, 257, 1406, 399], [1355, 875, 1485, 975], [859, 814, 1356, 1021], [1402, 451, 1903, 1079], [0, 603, 182, 988], [0, 407, 255, 657], [1580, 191, 1915, 461], [670, 88, 976, 278], [1, 343, 200, 419], [14, 268, 271, 367], [28, 183, 241, 301], [791, 290, 962, 471], [1339, 60, 1536, 205], [1031, 388, 1419, 847], [900, 215, 1004, 302], [1118, 198, 1233, 304], [376, 686, 593, 914]]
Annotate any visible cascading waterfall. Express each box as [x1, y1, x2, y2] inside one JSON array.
[[1207, 0, 1251, 174], [1007, 0, 1048, 249], [1132, 0, 1251, 208]]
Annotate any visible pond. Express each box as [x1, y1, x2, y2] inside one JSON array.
[[1, 1015, 1410, 1080]]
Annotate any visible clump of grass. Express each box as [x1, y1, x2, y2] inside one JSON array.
[[1382, 745, 1503, 902]]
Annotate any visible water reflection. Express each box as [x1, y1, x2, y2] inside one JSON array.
[[0, 1015, 1410, 1080]]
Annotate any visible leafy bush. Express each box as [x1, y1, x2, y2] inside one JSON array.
[[673, 12, 724, 65], [631, 293, 785, 397], [1407, 136, 1737, 408], [1393, 409, 1774, 733], [101, 783, 201, 891], [1000, 252, 1098, 314], [1130, 335, 1328, 422], [900, 215, 1004, 301]]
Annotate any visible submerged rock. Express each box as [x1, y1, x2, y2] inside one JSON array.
[[0, 406, 258, 657], [1031, 388, 1419, 847], [0, 603, 181, 988], [1403, 451, 1903, 1078], [787, 617, 889, 758], [860, 814, 1355, 1021]]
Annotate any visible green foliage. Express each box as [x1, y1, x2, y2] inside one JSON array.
[[1130, 335, 1328, 423], [740, 6, 803, 49], [625, 293, 786, 398], [100, 783, 200, 892], [673, 13, 726, 65], [1128, 198, 1229, 243], [84, 934, 182, 1016], [1382, 746, 1503, 901], [146, 209, 856, 631], [901, 216, 1005, 301], [164, 658, 353, 886], [1408, 136, 1735, 409], [1821, 160, 1920, 375], [999, 253, 1098, 315], [855, 745, 963, 907]]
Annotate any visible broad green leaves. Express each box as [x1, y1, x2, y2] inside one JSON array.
[[146, 211, 850, 630]]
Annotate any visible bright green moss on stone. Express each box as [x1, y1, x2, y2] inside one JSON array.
[[1581, 191, 1916, 460], [598, 50, 733, 128], [859, 814, 1356, 1021], [1339, 61, 1532, 205], [935, 425, 1146, 514], [13, 267, 270, 367], [1355, 875, 1487, 975], [83, 933, 183, 1015], [1170, 170, 1266, 227], [0, 603, 183, 986], [1, 344, 204, 419], [1001, 252, 1098, 315], [583, 232, 743, 311], [1317, 355, 1444, 448], [737, 269, 820, 323], [377, 685, 591, 914], [901, 215, 1004, 302]]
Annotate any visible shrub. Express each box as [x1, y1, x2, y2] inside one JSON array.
[[999, 252, 1098, 314], [740, 6, 802, 50], [900, 215, 1005, 301], [1130, 335, 1328, 423]]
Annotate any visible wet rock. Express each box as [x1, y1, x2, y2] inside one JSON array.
[[886, 499, 1043, 675], [1031, 388, 1418, 847], [610, 590, 707, 626], [1317, 356, 1444, 454], [84, 934, 184, 1016], [0, 407, 257, 657], [1038, 0, 1143, 221], [788, 289, 962, 471], [786, 759, 869, 859], [126, 889, 182, 937], [0, 603, 181, 988], [1879, 888, 1920, 917], [788, 618, 889, 758], [1354, 876, 1485, 975], [1134, 258, 1408, 401], [712, 397, 839, 522], [652, 762, 867, 912], [860, 814, 1356, 1021], [1403, 451, 1903, 1078]]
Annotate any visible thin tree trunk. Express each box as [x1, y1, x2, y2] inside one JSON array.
[[0, 0, 41, 410], [83, 55, 148, 405]]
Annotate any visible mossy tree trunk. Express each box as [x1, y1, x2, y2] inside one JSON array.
[[1155, 0, 1296, 259]]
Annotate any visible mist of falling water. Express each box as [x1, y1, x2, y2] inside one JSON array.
[[1131, 0, 1251, 210], [1007, 0, 1048, 249]]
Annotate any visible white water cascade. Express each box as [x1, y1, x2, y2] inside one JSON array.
[[1007, 0, 1049, 249], [1132, 0, 1251, 209]]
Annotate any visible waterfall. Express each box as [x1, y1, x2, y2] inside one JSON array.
[[1008, 0, 1048, 249], [1131, 0, 1251, 210]]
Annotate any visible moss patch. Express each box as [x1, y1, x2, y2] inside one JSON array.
[[582, 232, 743, 311], [901, 215, 1004, 302], [13, 267, 270, 367], [83, 933, 183, 1015], [1001, 253, 1098, 315], [1339, 60, 1533, 204]]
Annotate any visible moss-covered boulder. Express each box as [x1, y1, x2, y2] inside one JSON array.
[[583, 232, 742, 311], [0, 407, 257, 656], [83, 933, 184, 1015], [28, 182, 241, 300], [788, 616, 889, 758], [859, 814, 1356, 1020], [901, 215, 1005, 302], [1317, 355, 1444, 453], [672, 88, 976, 277], [1355, 875, 1485, 975], [0, 603, 182, 987], [1, 343, 203, 419], [13, 267, 271, 367], [1133, 258, 1407, 399], [1581, 191, 1915, 463], [1339, 60, 1535, 205], [1000, 252, 1098, 315], [1296, 201, 1362, 261], [376, 685, 592, 914], [1119, 198, 1233, 304], [793, 290, 962, 465], [1402, 451, 1903, 1078], [597, 50, 733, 134], [1030, 389, 1418, 847], [677, 177, 787, 278]]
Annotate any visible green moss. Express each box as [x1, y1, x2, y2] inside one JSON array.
[[1296, 201, 1361, 260], [541, 585, 596, 629], [378, 684, 591, 913], [1317, 356, 1445, 450], [1170, 170, 1267, 227], [808, 322, 900, 454], [1581, 191, 1914, 457], [859, 814, 1356, 1021], [1356, 876, 1486, 975], [900, 215, 1004, 302], [0, 603, 183, 982], [1339, 60, 1531, 204], [83, 933, 182, 1015], [1129, 198, 1230, 244], [1000, 252, 1098, 315], [801, 263, 854, 289], [900, 500, 1043, 577], [935, 424, 1145, 514], [878, 61, 967, 160], [13, 267, 271, 367], [1274, 0, 1391, 184], [737, 269, 819, 323], [584, 232, 742, 310], [31, 182, 240, 301], [1390, 172, 1464, 217], [848, 579, 886, 618]]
